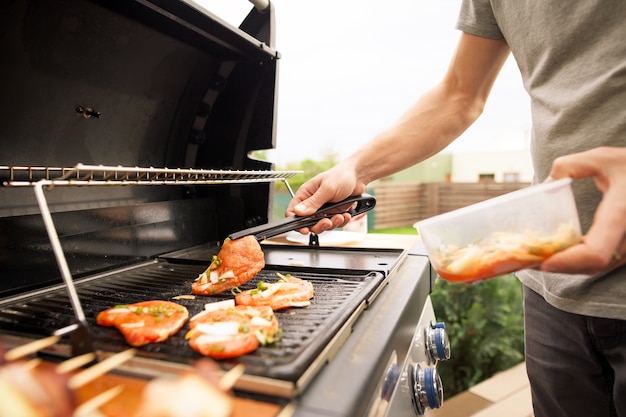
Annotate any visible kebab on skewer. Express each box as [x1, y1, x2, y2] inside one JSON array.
[[1, 336, 242, 417], [0, 336, 135, 417]]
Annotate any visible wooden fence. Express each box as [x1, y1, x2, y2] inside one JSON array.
[[369, 181, 530, 229]]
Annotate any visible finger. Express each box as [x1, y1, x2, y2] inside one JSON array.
[[294, 226, 311, 235], [541, 237, 626, 275], [540, 243, 607, 275], [314, 214, 353, 234], [549, 153, 601, 181], [330, 213, 352, 229], [582, 187, 626, 249], [542, 190, 626, 274], [307, 218, 335, 235], [293, 190, 339, 216]]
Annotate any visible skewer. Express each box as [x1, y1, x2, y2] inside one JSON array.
[[73, 385, 124, 417], [3, 335, 61, 361], [56, 352, 97, 374], [218, 363, 245, 391], [23, 358, 42, 370], [68, 348, 136, 390]]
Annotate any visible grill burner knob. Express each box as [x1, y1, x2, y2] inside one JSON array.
[[425, 321, 451, 362], [409, 364, 444, 415]]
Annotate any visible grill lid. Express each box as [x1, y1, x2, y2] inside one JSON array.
[[1, 0, 280, 215], [0, 0, 291, 296]]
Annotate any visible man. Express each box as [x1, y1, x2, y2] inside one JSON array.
[[286, 1, 626, 416]]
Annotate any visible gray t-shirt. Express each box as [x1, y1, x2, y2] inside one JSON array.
[[456, 0, 626, 319]]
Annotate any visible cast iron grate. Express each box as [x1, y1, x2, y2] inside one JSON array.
[[0, 259, 385, 383]]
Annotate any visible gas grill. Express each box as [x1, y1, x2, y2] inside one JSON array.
[[0, 1, 450, 416]]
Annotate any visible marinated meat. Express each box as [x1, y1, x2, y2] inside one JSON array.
[[192, 236, 265, 296], [97, 301, 189, 347], [431, 224, 581, 282], [186, 305, 281, 360], [235, 273, 314, 310]]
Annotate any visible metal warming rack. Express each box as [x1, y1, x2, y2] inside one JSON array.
[[0, 164, 301, 353], [0, 164, 300, 188]]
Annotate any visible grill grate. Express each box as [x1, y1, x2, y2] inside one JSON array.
[[0, 259, 385, 386]]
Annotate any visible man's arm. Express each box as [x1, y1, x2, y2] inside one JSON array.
[[350, 33, 511, 184], [288, 33, 511, 233]]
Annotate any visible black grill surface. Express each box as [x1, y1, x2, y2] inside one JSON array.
[[0, 258, 386, 385]]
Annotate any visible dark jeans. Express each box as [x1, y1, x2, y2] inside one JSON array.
[[524, 286, 626, 417]]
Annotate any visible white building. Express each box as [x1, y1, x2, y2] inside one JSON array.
[[451, 149, 534, 183]]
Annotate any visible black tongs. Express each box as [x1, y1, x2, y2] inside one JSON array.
[[228, 193, 376, 241]]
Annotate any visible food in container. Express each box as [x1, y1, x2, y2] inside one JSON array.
[[414, 178, 582, 283]]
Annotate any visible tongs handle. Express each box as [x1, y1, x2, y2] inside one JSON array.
[[228, 193, 376, 241]]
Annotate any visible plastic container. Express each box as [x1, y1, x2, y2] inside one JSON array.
[[414, 178, 582, 283]]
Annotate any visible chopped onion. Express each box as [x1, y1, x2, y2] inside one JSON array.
[[209, 271, 219, 283], [254, 329, 267, 345], [250, 316, 273, 327], [289, 301, 311, 307], [256, 282, 299, 298], [195, 321, 240, 336], [204, 299, 235, 312], [171, 295, 195, 300], [105, 308, 132, 314], [278, 283, 300, 291], [218, 270, 235, 280], [258, 283, 282, 298], [197, 272, 207, 283], [240, 307, 261, 317], [190, 300, 235, 321], [195, 333, 236, 345]]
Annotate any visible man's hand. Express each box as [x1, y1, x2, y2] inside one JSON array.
[[286, 161, 367, 235], [541, 146, 626, 275]]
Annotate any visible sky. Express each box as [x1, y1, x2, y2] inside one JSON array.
[[196, 0, 532, 165]]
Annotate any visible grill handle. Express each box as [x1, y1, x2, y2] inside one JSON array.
[[228, 193, 376, 241]]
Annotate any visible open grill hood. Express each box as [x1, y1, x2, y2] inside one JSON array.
[[0, 0, 285, 294]]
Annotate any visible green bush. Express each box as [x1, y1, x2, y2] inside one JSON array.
[[430, 274, 525, 397]]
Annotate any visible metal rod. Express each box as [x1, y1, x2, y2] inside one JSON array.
[[248, 0, 270, 11], [33, 181, 87, 325], [283, 178, 295, 197]]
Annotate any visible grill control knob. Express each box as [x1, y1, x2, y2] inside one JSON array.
[[409, 364, 444, 415], [425, 321, 451, 362]]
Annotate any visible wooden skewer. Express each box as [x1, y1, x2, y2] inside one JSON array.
[[73, 385, 124, 417], [56, 352, 97, 374], [24, 358, 42, 370], [68, 349, 136, 390], [4, 335, 61, 361], [218, 363, 245, 391]]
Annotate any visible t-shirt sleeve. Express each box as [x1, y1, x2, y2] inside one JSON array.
[[456, 0, 504, 40]]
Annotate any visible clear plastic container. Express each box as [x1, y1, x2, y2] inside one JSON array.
[[414, 178, 582, 283]]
